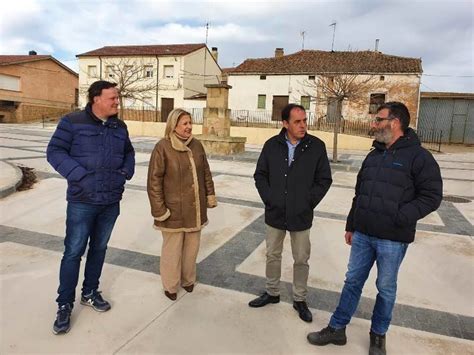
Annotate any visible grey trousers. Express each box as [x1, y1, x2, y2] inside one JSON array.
[[265, 224, 311, 302]]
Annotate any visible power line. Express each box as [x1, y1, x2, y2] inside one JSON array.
[[420, 81, 437, 91], [423, 74, 474, 78]]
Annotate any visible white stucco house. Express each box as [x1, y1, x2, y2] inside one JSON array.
[[226, 48, 422, 124], [76, 44, 221, 121]]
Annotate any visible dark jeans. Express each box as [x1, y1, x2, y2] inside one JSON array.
[[329, 231, 408, 335], [56, 202, 120, 306]]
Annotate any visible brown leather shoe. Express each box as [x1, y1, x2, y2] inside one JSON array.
[[164, 291, 177, 301], [183, 284, 194, 293]]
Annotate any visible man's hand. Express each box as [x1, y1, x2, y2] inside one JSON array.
[[344, 231, 353, 246]]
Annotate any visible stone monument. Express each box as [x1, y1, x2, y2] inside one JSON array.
[[196, 84, 246, 155]]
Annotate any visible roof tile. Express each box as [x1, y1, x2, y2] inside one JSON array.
[[230, 50, 422, 74]]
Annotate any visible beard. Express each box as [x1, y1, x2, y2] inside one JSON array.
[[373, 125, 393, 144]]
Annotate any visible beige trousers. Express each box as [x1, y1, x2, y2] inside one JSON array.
[[265, 224, 311, 301], [160, 230, 201, 293]]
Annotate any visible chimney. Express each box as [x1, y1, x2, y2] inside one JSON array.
[[275, 48, 284, 58], [211, 47, 218, 63], [28, 50, 37, 56], [375, 39, 380, 52]]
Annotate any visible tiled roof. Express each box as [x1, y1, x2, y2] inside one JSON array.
[[77, 43, 207, 57], [221, 67, 235, 73], [0, 55, 52, 65], [229, 50, 422, 74], [0, 55, 78, 76]]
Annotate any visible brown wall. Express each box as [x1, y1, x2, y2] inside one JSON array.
[[315, 74, 420, 126], [0, 58, 78, 122]]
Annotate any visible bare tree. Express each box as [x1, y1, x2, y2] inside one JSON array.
[[302, 74, 378, 162], [102, 58, 164, 118]]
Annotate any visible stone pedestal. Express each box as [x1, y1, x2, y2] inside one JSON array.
[[196, 84, 246, 155], [198, 135, 246, 155]]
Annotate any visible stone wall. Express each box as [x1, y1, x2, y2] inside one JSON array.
[[14, 103, 72, 123]]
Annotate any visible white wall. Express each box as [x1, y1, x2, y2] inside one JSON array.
[[77, 55, 191, 109], [183, 47, 220, 99], [227, 74, 316, 111]]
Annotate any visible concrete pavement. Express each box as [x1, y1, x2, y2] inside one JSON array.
[[0, 123, 473, 354]]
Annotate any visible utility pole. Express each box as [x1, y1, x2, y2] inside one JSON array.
[[329, 21, 337, 51], [300, 30, 306, 50], [204, 22, 209, 87]]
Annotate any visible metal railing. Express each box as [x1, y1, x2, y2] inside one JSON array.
[[418, 129, 443, 152], [308, 115, 373, 137], [39, 107, 374, 139]]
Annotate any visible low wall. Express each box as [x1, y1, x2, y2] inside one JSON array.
[[125, 121, 373, 150]]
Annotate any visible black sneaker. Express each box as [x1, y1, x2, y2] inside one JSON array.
[[80, 290, 111, 312], [53, 303, 72, 335], [307, 325, 347, 346], [369, 331, 386, 355]]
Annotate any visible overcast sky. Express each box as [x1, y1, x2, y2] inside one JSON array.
[[1, 0, 472, 93]]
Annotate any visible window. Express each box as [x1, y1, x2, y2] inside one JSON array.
[[369, 93, 386, 114], [87, 65, 97, 78], [308, 75, 315, 80], [301, 96, 311, 110], [257, 94, 266, 109], [380, 75, 385, 81], [105, 65, 115, 78], [0, 74, 20, 91], [144, 65, 153, 78], [163, 65, 174, 79], [260, 75, 266, 80]]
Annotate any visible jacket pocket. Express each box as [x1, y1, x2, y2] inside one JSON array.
[[112, 132, 126, 155], [68, 172, 94, 197], [78, 130, 101, 152]]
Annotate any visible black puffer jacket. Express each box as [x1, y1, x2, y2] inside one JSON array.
[[254, 129, 332, 231], [346, 128, 443, 243]]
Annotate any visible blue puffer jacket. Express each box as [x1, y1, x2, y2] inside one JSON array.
[[47, 104, 135, 205]]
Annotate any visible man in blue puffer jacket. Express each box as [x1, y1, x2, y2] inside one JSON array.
[[47, 80, 135, 335]]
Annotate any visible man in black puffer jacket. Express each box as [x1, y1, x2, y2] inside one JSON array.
[[308, 102, 442, 355], [249, 104, 332, 323]]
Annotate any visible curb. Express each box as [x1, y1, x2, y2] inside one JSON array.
[[0, 161, 23, 199]]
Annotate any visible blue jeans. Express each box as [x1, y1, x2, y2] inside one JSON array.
[[56, 202, 120, 306], [329, 231, 408, 335]]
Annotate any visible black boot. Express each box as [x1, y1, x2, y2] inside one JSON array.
[[293, 301, 312, 322], [307, 325, 347, 346], [369, 331, 386, 355]]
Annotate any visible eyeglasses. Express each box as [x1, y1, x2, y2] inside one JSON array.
[[373, 116, 395, 123]]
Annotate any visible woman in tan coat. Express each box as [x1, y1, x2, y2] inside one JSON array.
[[147, 108, 217, 300]]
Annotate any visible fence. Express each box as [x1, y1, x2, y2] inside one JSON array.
[[38, 107, 374, 139], [418, 129, 443, 152]]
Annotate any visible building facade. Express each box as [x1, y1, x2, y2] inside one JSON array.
[[0, 53, 78, 123], [77, 44, 221, 121], [227, 48, 422, 125]]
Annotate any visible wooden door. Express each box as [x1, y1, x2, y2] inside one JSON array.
[[161, 98, 174, 122], [272, 95, 289, 121]]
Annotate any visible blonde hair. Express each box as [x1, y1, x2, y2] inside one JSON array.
[[164, 108, 192, 139]]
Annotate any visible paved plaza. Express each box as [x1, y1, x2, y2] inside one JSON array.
[[0, 123, 473, 354]]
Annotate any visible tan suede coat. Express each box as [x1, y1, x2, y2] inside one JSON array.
[[147, 133, 216, 232]]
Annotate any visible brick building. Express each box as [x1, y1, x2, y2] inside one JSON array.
[[0, 52, 78, 123]]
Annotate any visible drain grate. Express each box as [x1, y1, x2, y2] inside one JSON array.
[[443, 195, 471, 203]]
